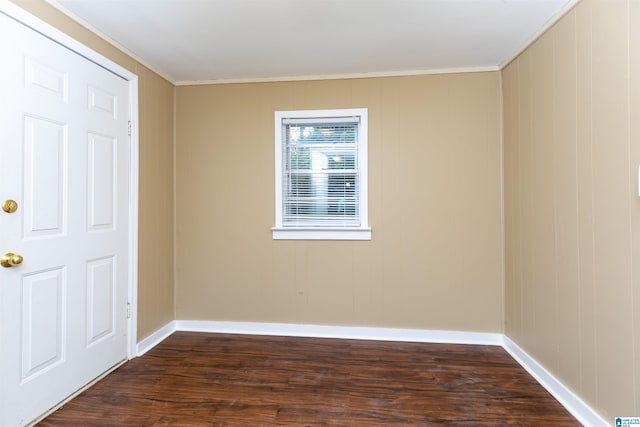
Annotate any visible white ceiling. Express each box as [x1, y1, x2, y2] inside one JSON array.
[[50, 0, 576, 85]]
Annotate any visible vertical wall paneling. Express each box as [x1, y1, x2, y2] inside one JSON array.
[[503, 0, 639, 419], [135, 64, 176, 339], [175, 73, 504, 334], [552, 10, 580, 393], [628, 0, 640, 415]]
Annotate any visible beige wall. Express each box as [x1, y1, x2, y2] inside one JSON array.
[[9, 0, 177, 340], [503, 0, 640, 419], [136, 65, 176, 339], [175, 73, 504, 332]]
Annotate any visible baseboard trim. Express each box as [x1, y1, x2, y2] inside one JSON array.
[[135, 321, 606, 425], [175, 320, 503, 346], [136, 320, 177, 356], [502, 336, 607, 427]]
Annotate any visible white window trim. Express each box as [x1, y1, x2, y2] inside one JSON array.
[[273, 108, 371, 241]]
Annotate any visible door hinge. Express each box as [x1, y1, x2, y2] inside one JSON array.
[[127, 120, 132, 136], [126, 302, 131, 319]]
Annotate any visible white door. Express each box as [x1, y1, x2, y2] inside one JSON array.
[[0, 12, 131, 427]]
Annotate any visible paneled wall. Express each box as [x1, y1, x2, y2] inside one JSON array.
[[9, 0, 177, 340], [136, 65, 176, 338], [175, 73, 504, 333], [503, 0, 640, 418]]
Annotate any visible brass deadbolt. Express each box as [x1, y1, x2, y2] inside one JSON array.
[[2, 200, 18, 214]]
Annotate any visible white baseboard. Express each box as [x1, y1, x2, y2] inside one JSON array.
[[136, 320, 176, 356], [135, 320, 606, 426], [502, 336, 607, 427], [175, 320, 503, 345]]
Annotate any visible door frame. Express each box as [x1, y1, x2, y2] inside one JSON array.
[[0, 0, 139, 359]]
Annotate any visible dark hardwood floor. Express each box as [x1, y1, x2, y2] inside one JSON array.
[[39, 332, 581, 426]]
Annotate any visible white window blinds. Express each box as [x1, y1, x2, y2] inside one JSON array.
[[281, 117, 360, 227]]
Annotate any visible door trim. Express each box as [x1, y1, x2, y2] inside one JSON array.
[[0, 0, 139, 359]]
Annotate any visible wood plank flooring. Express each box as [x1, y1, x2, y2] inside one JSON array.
[[39, 332, 581, 426]]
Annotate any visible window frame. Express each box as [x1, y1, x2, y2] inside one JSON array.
[[273, 108, 371, 240]]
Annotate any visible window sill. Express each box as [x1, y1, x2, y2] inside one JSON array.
[[272, 227, 372, 241]]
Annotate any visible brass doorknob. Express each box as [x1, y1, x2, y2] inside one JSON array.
[[1, 253, 23, 268]]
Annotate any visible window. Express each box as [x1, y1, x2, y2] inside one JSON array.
[[273, 108, 370, 240]]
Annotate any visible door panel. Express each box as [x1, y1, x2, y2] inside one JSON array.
[[86, 256, 116, 346], [23, 115, 67, 238], [87, 85, 117, 119], [24, 56, 68, 101], [0, 12, 131, 427], [87, 132, 116, 231], [21, 267, 66, 381]]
